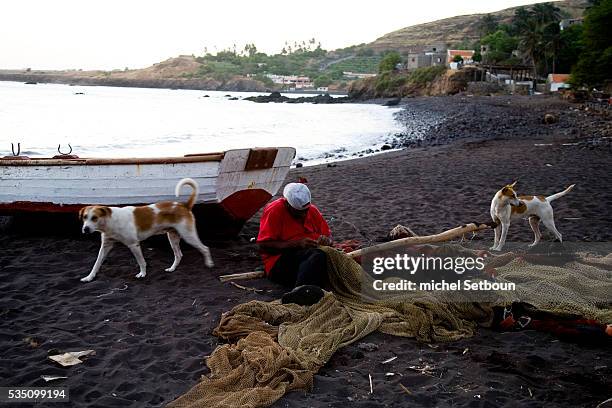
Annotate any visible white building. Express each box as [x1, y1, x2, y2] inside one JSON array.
[[547, 74, 571, 92], [342, 71, 377, 79], [446, 50, 475, 65], [265, 74, 313, 89], [560, 18, 583, 31]]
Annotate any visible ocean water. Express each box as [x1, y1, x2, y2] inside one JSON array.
[[0, 81, 404, 165]]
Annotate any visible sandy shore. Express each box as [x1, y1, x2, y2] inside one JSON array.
[[0, 95, 610, 407]]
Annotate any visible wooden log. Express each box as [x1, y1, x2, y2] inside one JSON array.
[[347, 221, 496, 258], [219, 271, 265, 282], [219, 221, 497, 281]]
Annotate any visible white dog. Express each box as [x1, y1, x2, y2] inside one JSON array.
[[490, 181, 575, 251], [79, 178, 214, 282]]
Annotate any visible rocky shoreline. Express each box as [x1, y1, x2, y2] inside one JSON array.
[[243, 92, 350, 104], [245, 91, 609, 165], [387, 94, 611, 150], [294, 93, 610, 166]]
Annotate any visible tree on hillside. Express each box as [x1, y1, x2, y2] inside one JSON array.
[[532, 3, 563, 26], [243, 43, 258, 57], [511, 7, 533, 36], [479, 14, 499, 38], [378, 51, 402, 73], [481, 29, 519, 63], [556, 24, 584, 73], [511, 4, 566, 79], [571, 0, 612, 87], [542, 21, 561, 73], [518, 18, 543, 84], [314, 74, 332, 88], [531, 4, 563, 74], [356, 47, 375, 57]]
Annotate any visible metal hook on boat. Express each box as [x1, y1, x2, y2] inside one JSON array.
[[58, 144, 72, 155], [11, 143, 21, 156]]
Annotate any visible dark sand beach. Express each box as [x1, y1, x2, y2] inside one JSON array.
[[1, 95, 610, 407]]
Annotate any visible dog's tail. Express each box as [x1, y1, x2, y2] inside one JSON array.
[[546, 184, 575, 202], [175, 178, 199, 209]]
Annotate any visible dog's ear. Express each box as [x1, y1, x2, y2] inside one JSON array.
[[78, 206, 88, 221], [509, 181, 518, 188], [97, 206, 112, 218]]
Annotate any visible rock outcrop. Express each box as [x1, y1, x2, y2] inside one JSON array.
[[348, 68, 480, 100], [244, 92, 349, 104]]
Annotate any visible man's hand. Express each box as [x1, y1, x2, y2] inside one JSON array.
[[294, 237, 318, 249], [259, 236, 331, 252], [317, 235, 333, 246]]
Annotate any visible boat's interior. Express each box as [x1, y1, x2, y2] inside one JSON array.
[[0, 152, 226, 166]]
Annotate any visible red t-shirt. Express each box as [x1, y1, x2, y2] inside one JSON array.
[[257, 198, 331, 274]]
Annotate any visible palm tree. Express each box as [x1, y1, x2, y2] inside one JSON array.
[[514, 4, 564, 82], [479, 14, 498, 38], [532, 3, 562, 26], [512, 7, 533, 36], [518, 18, 543, 88], [542, 22, 561, 73]]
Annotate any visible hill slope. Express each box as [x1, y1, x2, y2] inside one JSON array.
[[367, 0, 589, 53], [0, 56, 269, 92]]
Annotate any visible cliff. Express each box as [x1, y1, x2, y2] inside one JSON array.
[[348, 67, 478, 99]]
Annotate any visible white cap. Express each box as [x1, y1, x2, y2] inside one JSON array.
[[283, 183, 311, 210]]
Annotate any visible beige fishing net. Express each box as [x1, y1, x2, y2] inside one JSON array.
[[169, 246, 612, 408]]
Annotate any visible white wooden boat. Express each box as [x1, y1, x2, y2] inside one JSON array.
[[0, 147, 295, 236]]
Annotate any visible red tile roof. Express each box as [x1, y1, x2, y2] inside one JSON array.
[[447, 50, 475, 57], [550, 74, 570, 83]]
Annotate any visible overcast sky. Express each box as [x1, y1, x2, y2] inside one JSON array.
[[1, 0, 549, 71]]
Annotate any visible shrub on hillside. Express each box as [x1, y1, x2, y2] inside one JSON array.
[[378, 52, 402, 73], [314, 74, 332, 88], [406, 66, 447, 85], [374, 72, 407, 94]]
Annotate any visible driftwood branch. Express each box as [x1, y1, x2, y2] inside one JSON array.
[[219, 271, 265, 282], [218, 221, 496, 282], [347, 221, 496, 258]]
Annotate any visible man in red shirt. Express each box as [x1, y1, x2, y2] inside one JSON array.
[[257, 182, 332, 288]]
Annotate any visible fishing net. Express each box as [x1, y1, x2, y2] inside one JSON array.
[[169, 246, 612, 408]]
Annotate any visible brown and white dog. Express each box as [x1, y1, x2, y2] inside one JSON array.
[[490, 181, 575, 251], [79, 178, 214, 282]]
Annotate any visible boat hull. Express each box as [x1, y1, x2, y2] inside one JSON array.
[[0, 147, 295, 237]]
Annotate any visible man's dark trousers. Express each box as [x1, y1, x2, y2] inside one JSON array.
[[269, 248, 328, 288]]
